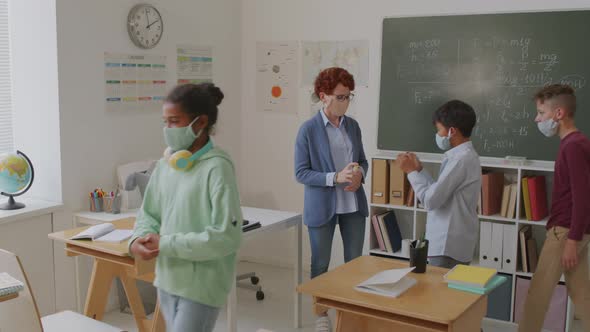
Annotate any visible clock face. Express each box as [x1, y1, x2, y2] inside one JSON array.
[[127, 4, 163, 49]]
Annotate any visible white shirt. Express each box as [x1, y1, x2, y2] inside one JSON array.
[[320, 109, 357, 214], [407, 141, 481, 262]]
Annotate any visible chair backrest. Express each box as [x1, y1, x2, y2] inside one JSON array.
[[0, 249, 43, 332], [116, 160, 157, 210]]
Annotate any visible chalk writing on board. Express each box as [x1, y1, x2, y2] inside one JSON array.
[[393, 35, 589, 155], [560, 75, 586, 89]]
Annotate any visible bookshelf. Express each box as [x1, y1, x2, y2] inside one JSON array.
[[368, 152, 575, 331]]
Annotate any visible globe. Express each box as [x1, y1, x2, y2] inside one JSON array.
[[0, 150, 34, 210]]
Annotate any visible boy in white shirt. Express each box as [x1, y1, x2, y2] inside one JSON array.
[[399, 100, 481, 268]]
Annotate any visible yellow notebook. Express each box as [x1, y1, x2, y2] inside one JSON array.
[[443, 265, 497, 288], [522, 177, 532, 221]]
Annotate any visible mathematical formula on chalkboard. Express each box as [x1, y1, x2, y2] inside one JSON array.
[[379, 11, 590, 160]]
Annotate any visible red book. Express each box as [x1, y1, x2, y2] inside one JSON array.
[[482, 172, 505, 215], [527, 176, 548, 221]]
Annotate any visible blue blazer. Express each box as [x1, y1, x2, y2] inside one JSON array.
[[294, 111, 369, 227]]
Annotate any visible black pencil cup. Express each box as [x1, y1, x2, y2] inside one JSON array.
[[409, 239, 429, 273]]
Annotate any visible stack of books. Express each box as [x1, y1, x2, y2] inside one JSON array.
[[443, 265, 507, 295], [521, 176, 548, 221], [371, 211, 402, 253], [0, 272, 24, 298]]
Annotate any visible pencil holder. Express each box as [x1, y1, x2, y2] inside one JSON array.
[[111, 195, 121, 214], [409, 239, 429, 273], [89, 197, 103, 212], [103, 196, 113, 213]]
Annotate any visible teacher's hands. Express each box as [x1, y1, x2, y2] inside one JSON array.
[[334, 162, 363, 192], [336, 162, 359, 184]]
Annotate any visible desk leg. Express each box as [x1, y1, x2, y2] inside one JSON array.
[[74, 251, 82, 312], [119, 274, 149, 332], [73, 217, 83, 313], [294, 220, 302, 328], [151, 298, 166, 332], [227, 278, 237, 332], [84, 259, 117, 321]]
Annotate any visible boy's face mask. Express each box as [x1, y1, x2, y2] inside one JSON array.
[[435, 131, 452, 151], [537, 118, 559, 137], [435, 125, 454, 151]]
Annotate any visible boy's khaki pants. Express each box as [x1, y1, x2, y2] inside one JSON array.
[[519, 226, 590, 332]]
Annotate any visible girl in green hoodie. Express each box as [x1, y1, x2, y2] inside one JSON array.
[[129, 83, 242, 332]]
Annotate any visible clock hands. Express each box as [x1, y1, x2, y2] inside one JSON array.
[[147, 19, 160, 29], [145, 8, 151, 29]]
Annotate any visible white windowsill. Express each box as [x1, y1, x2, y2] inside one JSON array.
[[0, 197, 63, 225]]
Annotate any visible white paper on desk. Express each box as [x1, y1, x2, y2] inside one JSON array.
[[70, 223, 115, 240], [95, 229, 133, 243], [355, 267, 417, 298]]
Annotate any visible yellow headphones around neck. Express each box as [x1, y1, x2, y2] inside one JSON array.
[[164, 140, 214, 171]]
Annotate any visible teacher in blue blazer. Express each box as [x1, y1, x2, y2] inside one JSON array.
[[294, 67, 368, 332]]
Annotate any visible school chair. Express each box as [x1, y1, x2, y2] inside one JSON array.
[[0, 249, 124, 332]]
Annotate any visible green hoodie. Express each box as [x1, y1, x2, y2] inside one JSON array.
[[129, 145, 242, 308]]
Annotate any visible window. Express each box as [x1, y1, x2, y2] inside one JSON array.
[[0, 0, 13, 154]]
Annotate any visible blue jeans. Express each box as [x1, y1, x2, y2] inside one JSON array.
[[308, 211, 366, 279], [158, 289, 220, 332]]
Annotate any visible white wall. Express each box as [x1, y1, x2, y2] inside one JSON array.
[[239, 0, 590, 271], [53, 0, 242, 311]]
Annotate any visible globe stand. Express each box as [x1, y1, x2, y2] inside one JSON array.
[[0, 150, 34, 211], [0, 195, 25, 210]]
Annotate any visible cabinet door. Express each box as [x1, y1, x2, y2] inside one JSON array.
[[514, 277, 567, 332]]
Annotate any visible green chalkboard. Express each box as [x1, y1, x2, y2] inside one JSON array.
[[378, 11, 590, 161]]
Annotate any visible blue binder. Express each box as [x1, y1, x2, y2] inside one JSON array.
[[383, 212, 402, 252]]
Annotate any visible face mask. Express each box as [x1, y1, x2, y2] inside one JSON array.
[[163, 116, 203, 151], [324, 96, 349, 117], [537, 118, 559, 137], [435, 131, 452, 151]]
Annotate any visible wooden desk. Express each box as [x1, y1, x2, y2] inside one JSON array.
[[297, 256, 487, 332], [0, 292, 18, 303], [48, 218, 164, 332], [56, 206, 303, 332]]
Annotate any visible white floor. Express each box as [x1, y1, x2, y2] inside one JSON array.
[[103, 261, 583, 332]]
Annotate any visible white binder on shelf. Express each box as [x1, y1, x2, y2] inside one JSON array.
[[490, 223, 504, 270], [502, 224, 517, 273], [479, 221, 493, 268]]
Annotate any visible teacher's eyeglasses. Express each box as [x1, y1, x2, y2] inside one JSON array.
[[334, 93, 354, 102]]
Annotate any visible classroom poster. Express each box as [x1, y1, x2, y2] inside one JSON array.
[[177, 44, 213, 84], [256, 41, 299, 114], [104, 52, 168, 112], [301, 40, 369, 87]]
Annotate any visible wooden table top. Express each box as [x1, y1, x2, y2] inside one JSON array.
[[48, 218, 135, 257], [297, 255, 484, 325]]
